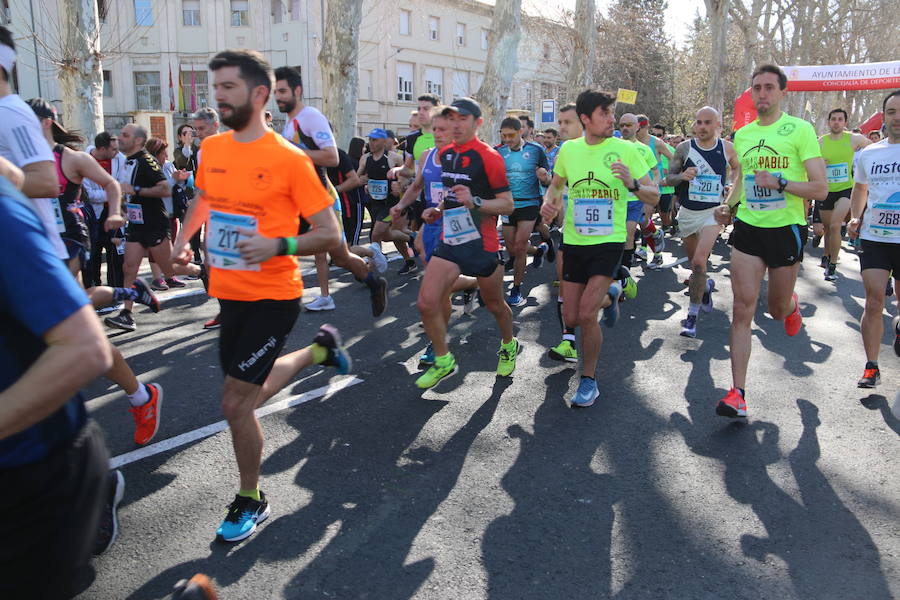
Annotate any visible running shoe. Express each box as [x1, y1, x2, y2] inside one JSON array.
[[652, 227, 666, 252], [887, 280, 895, 297], [549, 339, 578, 363], [507, 291, 527, 307], [565, 377, 599, 408], [313, 324, 352, 374], [622, 269, 638, 299], [166, 277, 187, 288], [416, 354, 458, 389], [701, 278, 716, 313], [647, 253, 664, 269], [172, 574, 218, 600], [129, 383, 163, 445], [893, 316, 900, 357], [132, 277, 160, 313], [857, 365, 881, 388], [368, 243, 388, 274], [462, 289, 478, 315], [105, 309, 136, 332], [602, 283, 622, 327], [634, 246, 648, 261], [398, 260, 418, 275], [824, 263, 837, 281], [149, 277, 169, 291], [305, 295, 336, 311], [93, 469, 125, 555], [418, 343, 435, 367], [532, 243, 547, 269], [546, 238, 557, 263], [216, 492, 270, 542], [716, 388, 747, 418], [812, 234, 822, 248], [496, 338, 522, 377], [680, 314, 698, 338], [784, 293, 802, 336], [370, 277, 388, 317], [203, 316, 221, 330]]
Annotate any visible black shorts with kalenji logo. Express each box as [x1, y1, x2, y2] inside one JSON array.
[[562, 242, 624, 283], [859, 239, 900, 273], [218, 298, 301, 384], [729, 218, 807, 268]]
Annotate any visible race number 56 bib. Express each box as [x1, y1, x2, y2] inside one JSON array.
[[429, 182, 444, 208], [53, 199, 66, 232], [125, 202, 144, 224], [442, 207, 481, 246], [869, 202, 900, 239], [368, 179, 388, 201], [688, 174, 723, 204], [208, 210, 260, 271], [572, 197, 613, 236], [744, 174, 786, 211], [827, 162, 849, 184]]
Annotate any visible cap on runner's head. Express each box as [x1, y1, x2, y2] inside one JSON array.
[[26, 97, 70, 137], [368, 128, 388, 139], [613, 130, 622, 138], [442, 97, 482, 119]]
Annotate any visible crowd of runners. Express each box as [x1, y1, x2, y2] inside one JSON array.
[[1, 23, 899, 597]]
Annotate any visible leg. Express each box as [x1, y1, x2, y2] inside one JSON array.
[[513, 220, 536, 288], [314, 252, 331, 298], [766, 262, 802, 320], [576, 275, 614, 376], [121, 242, 145, 311], [728, 248, 767, 389], [105, 344, 140, 395], [861, 268, 890, 363], [476, 265, 514, 344], [820, 208, 834, 259], [688, 226, 720, 305], [330, 243, 370, 280], [221, 377, 265, 491], [826, 196, 851, 265], [417, 257, 462, 356]]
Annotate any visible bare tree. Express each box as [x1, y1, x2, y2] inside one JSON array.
[[475, 0, 522, 144], [704, 0, 729, 112], [317, 0, 363, 149], [57, 0, 103, 142], [564, 0, 595, 100]]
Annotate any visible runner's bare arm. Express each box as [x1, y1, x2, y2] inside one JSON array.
[[751, 157, 827, 202], [724, 140, 740, 189], [356, 153, 370, 183], [74, 152, 124, 229], [334, 168, 362, 194], [122, 178, 170, 198], [540, 173, 566, 222], [848, 181, 868, 238], [394, 170, 425, 212], [662, 141, 690, 186], [171, 193, 210, 264], [725, 163, 743, 209], [655, 136, 674, 160], [0, 155, 24, 189], [303, 146, 339, 168], [612, 162, 658, 206], [851, 132, 873, 150], [237, 205, 342, 264], [21, 160, 57, 199]]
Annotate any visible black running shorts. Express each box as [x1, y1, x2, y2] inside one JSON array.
[[730, 219, 806, 268], [561, 242, 624, 283], [859, 239, 900, 273], [817, 189, 852, 212], [431, 239, 501, 278], [218, 298, 301, 384]]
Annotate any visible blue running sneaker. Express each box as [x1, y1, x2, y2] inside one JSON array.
[[216, 492, 270, 542], [701, 278, 716, 313], [566, 377, 599, 408], [419, 343, 435, 367], [532, 243, 547, 269], [602, 283, 621, 327], [507, 291, 527, 307], [313, 324, 352, 374]]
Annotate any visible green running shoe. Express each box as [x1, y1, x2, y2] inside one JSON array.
[[496, 338, 522, 377], [415, 354, 458, 389], [549, 340, 578, 363]]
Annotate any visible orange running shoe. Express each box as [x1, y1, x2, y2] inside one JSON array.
[[129, 383, 163, 445], [716, 388, 747, 418], [172, 573, 218, 600], [784, 292, 802, 336]]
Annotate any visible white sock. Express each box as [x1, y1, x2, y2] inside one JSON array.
[[688, 303, 701, 316], [127, 383, 150, 407]]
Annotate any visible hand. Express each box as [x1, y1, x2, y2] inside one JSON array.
[[847, 218, 861, 239], [387, 166, 402, 181], [389, 203, 405, 221], [540, 202, 559, 222], [236, 228, 279, 264], [422, 207, 441, 224], [104, 214, 125, 231], [753, 170, 780, 190], [682, 167, 697, 182], [120, 183, 135, 195], [714, 204, 733, 225], [171, 239, 193, 265], [536, 167, 548, 182], [611, 161, 635, 189], [450, 184, 474, 208]]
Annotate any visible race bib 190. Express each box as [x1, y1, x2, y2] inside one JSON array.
[[688, 174, 723, 204], [744, 174, 786, 211], [572, 197, 613, 236], [208, 210, 260, 271]]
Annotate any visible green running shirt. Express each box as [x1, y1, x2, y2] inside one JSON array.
[[819, 131, 855, 192]]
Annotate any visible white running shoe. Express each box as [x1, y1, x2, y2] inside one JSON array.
[[305, 295, 336, 311], [369, 243, 388, 274]]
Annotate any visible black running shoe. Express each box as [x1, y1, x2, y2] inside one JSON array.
[[93, 469, 125, 555], [398, 260, 418, 275], [545, 238, 557, 263], [132, 277, 160, 313], [105, 309, 136, 331], [370, 276, 388, 317]]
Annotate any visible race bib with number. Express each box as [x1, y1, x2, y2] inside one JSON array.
[[53, 199, 66, 232], [744, 174, 786, 211], [869, 203, 900, 239], [368, 179, 388, 201], [688, 174, 723, 204], [429, 182, 444, 208], [827, 162, 849, 184], [572, 197, 613, 236], [208, 210, 260, 271], [125, 202, 144, 224], [442, 207, 481, 246]]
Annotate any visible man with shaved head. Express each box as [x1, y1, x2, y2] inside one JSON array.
[[664, 106, 739, 337]]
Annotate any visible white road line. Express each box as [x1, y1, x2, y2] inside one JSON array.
[[109, 376, 363, 469]]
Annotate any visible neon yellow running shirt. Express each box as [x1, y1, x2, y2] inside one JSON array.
[[628, 140, 658, 202], [553, 136, 651, 245], [734, 112, 821, 228], [819, 131, 855, 192]]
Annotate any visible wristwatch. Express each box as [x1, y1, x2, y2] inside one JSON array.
[[777, 177, 789, 193], [133, 185, 142, 196], [628, 179, 640, 193], [472, 195, 483, 208]]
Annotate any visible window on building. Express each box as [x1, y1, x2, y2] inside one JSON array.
[[102, 70, 113, 97], [134, 71, 161, 110], [541, 82, 553, 100], [271, 0, 284, 23], [97, 0, 109, 23], [290, 0, 300, 20], [399, 10, 410, 36], [428, 16, 439, 41], [231, 0, 249, 26], [481, 29, 488, 50], [558, 86, 567, 104], [134, 0, 152, 26], [180, 70, 210, 108], [360, 69, 373, 100], [183, 0, 200, 26], [424, 67, 443, 99], [456, 23, 466, 47], [452, 70, 468, 99], [542, 43, 550, 60], [523, 84, 533, 110], [397, 62, 414, 102]]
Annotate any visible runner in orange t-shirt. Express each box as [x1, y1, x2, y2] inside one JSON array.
[[171, 50, 352, 543]]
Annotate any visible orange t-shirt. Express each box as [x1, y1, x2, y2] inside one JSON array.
[[195, 130, 333, 301]]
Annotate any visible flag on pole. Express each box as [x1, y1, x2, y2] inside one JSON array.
[[190, 65, 197, 113], [178, 68, 185, 112], [168, 64, 176, 112]]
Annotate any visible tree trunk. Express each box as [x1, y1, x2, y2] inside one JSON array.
[[475, 0, 522, 145], [317, 0, 362, 150], [704, 0, 729, 112], [57, 0, 103, 144], [565, 0, 596, 100]]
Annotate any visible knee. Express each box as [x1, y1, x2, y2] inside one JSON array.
[[864, 296, 885, 315], [690, 259, 707, 275], [768, 298, 793, 321], [732, 299, 755, 323], [828, 221, 843, 233], [417, 294, 439, 316], [513, 239, 528, 256], [221, 395, 253, 423]]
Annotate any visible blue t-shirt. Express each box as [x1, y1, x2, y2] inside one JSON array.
[[498, 140, 549, 207], [0, 177, 91, 468]]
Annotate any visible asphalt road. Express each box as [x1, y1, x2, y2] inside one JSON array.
[[76, 232, 899, 599]]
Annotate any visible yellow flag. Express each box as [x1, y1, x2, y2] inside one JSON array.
[[617, 88, 638, 104]]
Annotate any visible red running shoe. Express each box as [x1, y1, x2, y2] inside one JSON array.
[[716, 388, 747, 418], [784, 292, 802, 336], [129, 383, 162, 445]]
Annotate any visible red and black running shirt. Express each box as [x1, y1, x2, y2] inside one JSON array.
[[439, 136, 510, 252]]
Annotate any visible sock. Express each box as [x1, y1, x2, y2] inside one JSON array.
[[238, 488, 261, 501], [688, 303, 700, 316], [310, 343, 328, 364], [127, 383, 150, 407], [556, 298, 565, 331], [114, 287, 139, 303], [866, 360, 878, 370], [363, 272, 378, 291], [563, 327, 576, 342]]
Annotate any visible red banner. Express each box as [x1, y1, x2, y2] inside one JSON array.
[[859, 112, 883, 135]]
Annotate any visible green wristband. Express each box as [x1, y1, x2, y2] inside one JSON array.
[[285, 236, 298, 256]]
